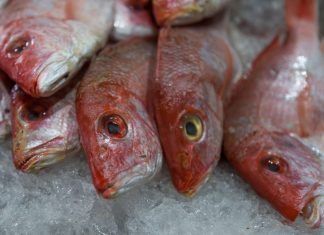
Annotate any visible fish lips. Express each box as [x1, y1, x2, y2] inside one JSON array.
[[97, 156, 162, 199], [14, 137, 80, 172], [302, 185, 324, 228], [36, 55, 88, 97]]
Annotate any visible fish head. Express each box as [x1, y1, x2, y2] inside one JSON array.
[[156, 77, 223, 196], [0, 17, 99, 97], [79, 84, 162, 198], [231, 131, 324, 228], [11, 85, 79, 172]]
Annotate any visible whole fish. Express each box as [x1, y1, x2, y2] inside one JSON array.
[[0, 0, 114, 97], [76, 38, 163, 198], [224, 0, 324, 228], [11, 79, 80, 172], [111, 0, 156, 41], [153, 0, 229, 26], [0, 71, 11, 141], [155, 17, 240, 196]]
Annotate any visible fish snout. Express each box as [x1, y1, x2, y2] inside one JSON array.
[[303, 195, 324, 228], [14, 137, 79, 172], [100, 156, 162, 199]]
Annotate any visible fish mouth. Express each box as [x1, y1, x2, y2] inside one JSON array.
[[177, 166, 214, 198], [37, 56, 87, 97], [100, 155, 162, 198], [302, 196, 324, 228], [17, 146, 79, 173]]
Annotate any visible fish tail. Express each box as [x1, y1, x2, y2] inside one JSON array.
[[285, 0, 317, 27]]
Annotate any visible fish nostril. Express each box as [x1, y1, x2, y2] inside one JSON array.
[[62, 72, 70, 79], [139, 155, 146, 159]]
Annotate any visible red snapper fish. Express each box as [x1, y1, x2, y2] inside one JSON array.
[[153, 0, 229, 26], [155, 17, 240, 196], [11, 80, 80, 172], [0, 70, 11, 140], [224, 0, 324, 228], [76, 38, 163, 198], [112, 0, 156, 41], [0, 0, 114, 97]]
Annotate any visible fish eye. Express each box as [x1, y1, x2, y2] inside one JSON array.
[[21, 103, 47, 121], [101, 114, 127, 138], [181, 114, 203, 142], [262, 155, 287, 173], [6, 37, 31, 55]]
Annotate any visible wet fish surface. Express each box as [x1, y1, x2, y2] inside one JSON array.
[[0, 0, 114, 97], [155, 16, 240, 196], [76, 38, 163, 198], [224, 0, 324, 228]]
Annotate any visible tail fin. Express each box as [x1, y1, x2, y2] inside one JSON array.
[[285, 0, 318, 26]]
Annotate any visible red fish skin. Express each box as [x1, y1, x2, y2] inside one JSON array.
[[0, 0, 114, 97], [11, 79, 80, 172], [76, 38, 163, 198], [153, 0, 229, 26], [155, 17, 239, 196], [224, 0, 324, 227]]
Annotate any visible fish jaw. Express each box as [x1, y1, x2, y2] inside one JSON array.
[[228, 131, 324, 223], [100, 157, 163, 198], [0, 17, 100, 97], [13, 133, 80, 173], [303, 189, 324, 228], [153, 0, 229, 26]]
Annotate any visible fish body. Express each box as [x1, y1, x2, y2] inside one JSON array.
[[112, 0, 156, 41], [11, 80, 80, 172], [153, 0, 229, 26], [0, 71, 11, 141], [155, 18, 239, 196], [224, 0, 324, 228], [76, 38, 163, 198], [0, 0, 114, 97]]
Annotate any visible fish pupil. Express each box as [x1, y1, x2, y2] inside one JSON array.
[[28, 110, 41, 121], [107, 122, 120, 135], [185, 121, 197, 136], [13, 41, 29, 54], [267, 160, 280, 172]]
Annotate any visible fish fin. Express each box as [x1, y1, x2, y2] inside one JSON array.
[[226, 33, 282, 105]]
